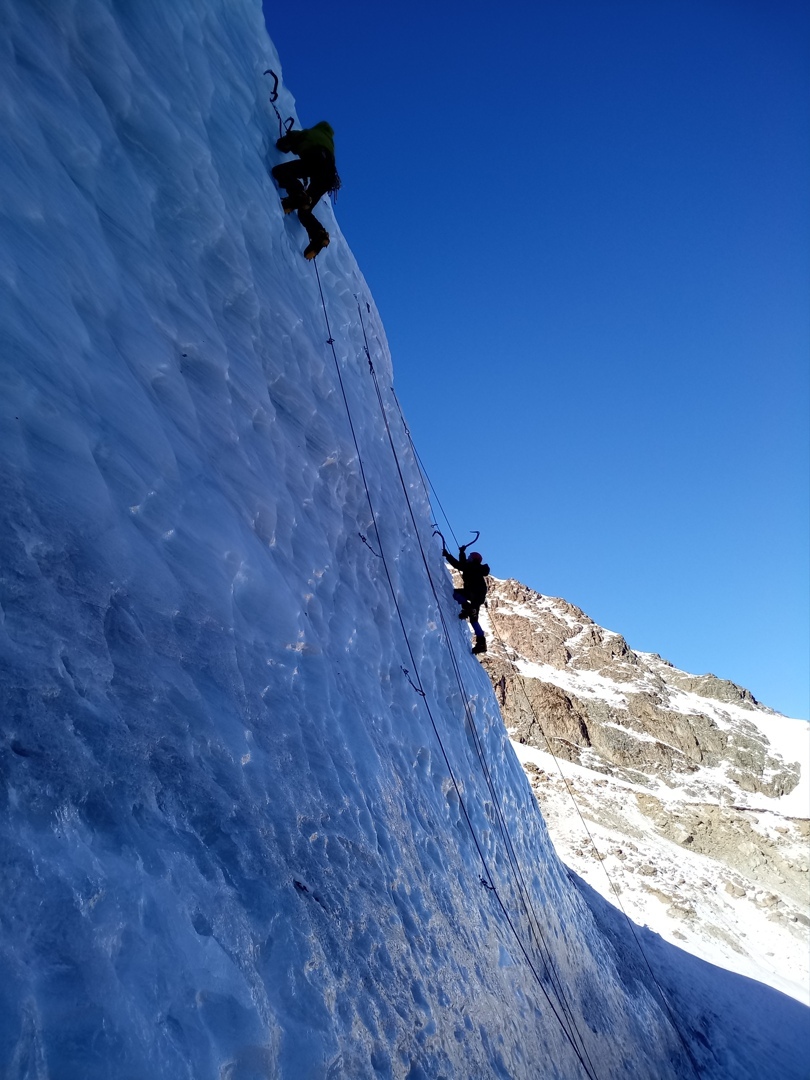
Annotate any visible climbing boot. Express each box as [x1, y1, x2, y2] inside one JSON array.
[[458, 602, 472, 620], [471, 636, 487, 655], [304, 231, 330, 260]]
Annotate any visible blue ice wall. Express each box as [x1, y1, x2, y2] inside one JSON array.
[[0, 2, 688, 1077]]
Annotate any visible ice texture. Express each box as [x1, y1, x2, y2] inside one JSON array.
[[0, 2, 806, 1078]]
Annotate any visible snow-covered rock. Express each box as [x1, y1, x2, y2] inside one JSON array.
[[479, 578, 810, 1006]]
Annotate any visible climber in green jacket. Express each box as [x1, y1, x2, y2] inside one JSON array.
[[272, 122, 340, 260]]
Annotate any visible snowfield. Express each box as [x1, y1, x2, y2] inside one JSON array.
[[0, 1, 807, 1078]]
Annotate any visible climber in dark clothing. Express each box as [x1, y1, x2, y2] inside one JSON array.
[[271, 121, 339, 260], [443, 546, 490, 655]]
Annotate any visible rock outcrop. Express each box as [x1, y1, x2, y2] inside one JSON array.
[[475, 577, 809, 1002], [481, 579, 800, 801]]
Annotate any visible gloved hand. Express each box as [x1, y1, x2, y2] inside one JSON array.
[[276, 135, 292, 153]]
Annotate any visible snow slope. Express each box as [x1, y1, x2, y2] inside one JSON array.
[[478, 583, 809, 1053], [0, 2, 807, 1078], [478, 584, 809, 1002], [514, 740, 810, 1003]]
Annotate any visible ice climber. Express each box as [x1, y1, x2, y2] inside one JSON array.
[[443, 545, 490, 655], [271, 121, 339, 260]]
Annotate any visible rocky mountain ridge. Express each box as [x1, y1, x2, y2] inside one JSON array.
[[482, 578, 798, 798], [476, 577, 809, 1002]]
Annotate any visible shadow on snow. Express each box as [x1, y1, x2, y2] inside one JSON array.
[[567, 868, 810, 1080]]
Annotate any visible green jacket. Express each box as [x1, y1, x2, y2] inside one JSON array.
[[277, 121, 335, 158]]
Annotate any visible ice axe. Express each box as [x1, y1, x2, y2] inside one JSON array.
[[433, 527, 480, 555], [264, 70, 294, 139], [459, 530, 480, 554]]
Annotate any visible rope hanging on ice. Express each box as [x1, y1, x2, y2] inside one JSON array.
[[350, 294, 702, 1080], [353, 293, 602, 1080], [312, 271, 599, 1075]]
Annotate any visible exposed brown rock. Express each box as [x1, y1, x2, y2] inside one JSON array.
[[482, 578, 799, 800]]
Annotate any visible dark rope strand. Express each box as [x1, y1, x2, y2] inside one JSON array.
[[356, 299, 600, 1078], [355, 296, 458, 547], [312, 267, 597, 1079], [388, 381, 460, 549], [358, 286, 701, 1079], [484, 603, 705, 1080]]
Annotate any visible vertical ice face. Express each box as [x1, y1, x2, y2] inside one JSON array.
[[0, 2, 693, 1077]]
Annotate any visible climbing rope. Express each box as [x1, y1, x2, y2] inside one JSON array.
[[484, 606, 705, 1079], [352, 296, 702, 1079], [389, 381, 461, 550], [355, 301, 460, 550], [309, 265, 600, 1080], [354, 298, 601, 1079]]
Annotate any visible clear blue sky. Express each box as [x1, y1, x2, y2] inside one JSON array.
[[261, 0, 809, 718]]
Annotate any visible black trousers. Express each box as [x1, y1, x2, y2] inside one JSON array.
[[271, 151, 334, 238]]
